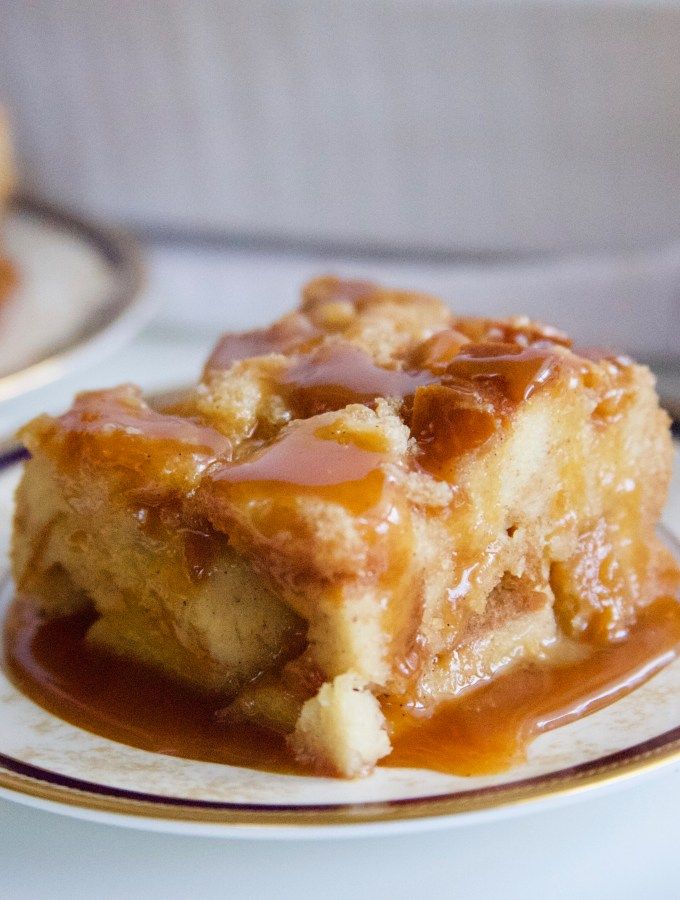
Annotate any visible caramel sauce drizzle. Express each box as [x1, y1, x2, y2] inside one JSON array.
[[443, 342, 560, 404], [409, 384, 498, 477], [52, 330, 571, 495], [55, 387, 231, 461], [276, 342, 436, 418], [206, 315, 321, 370], [210, 416, 389, 516], [408, 341, 564, 476], [207, 414, 398, 544]]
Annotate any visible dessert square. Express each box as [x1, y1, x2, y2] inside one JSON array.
[[12, 276, 679, 776]]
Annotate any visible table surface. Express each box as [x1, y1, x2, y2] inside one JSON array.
[[1, 767, 679, 900], [1, 245, 678, 899]]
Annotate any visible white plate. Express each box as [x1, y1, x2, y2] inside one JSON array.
[[0, 450, 679, 840], [0, 196, 148, 404]]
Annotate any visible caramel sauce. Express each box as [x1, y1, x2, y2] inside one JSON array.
[[406, 342, 566, 476], [384, 597, 680, 775], [210, 420, 385, 506], [50, 387, 232, 486], [5, 596, 680, 778], [210, 416, 389, 516], [443, 342, 560, 404], [202, 313, 573, 486], [3, 600, 300, 775], [410, 384, 498, 477], [206, 314, 321, 370], [47, 339, 568, 502], [57, 387, 229, 454], [276, 342, 436, 418]]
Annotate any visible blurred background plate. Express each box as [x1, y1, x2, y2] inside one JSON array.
[[0, 195, 147, 405]]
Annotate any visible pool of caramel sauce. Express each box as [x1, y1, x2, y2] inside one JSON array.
[[4, 596, 680, 778], [4, 600, 300, 775]]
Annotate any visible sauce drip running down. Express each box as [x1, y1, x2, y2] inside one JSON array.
[[57, 386, 231, 457], [49, 386, 232, 490], [210, 415, 389, 516], [5, 596, 680, 777], [385, 598, 680, 775]]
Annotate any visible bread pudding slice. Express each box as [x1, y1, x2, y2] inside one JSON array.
[[12, 276, 679, 777]]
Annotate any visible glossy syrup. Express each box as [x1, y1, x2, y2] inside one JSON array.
[[275, 342, 436, 418], [210, 414, 390, 517], [205, 314, 321, 370], [4, 596, 680, 778]]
